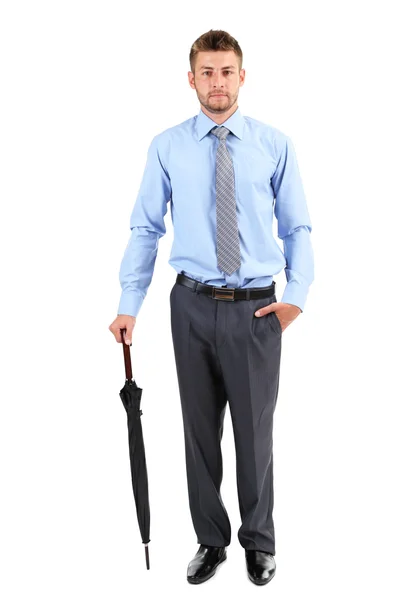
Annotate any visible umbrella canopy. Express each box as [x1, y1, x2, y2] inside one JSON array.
[[119, 328, 151, 569]]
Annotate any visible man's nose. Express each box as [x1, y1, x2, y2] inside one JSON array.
[[212, 73, 224, 87]]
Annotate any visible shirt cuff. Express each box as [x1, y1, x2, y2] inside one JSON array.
[[280, 280, 310, 313], [117, 291, 145, 318]]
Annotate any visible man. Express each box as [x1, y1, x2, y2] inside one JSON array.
[[109, 29, 314, 585]]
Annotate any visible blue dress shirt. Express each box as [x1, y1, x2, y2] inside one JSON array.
[[118, 106, 314, 317]]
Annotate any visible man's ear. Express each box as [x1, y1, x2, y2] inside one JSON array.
[[188, 72, 195, 89]]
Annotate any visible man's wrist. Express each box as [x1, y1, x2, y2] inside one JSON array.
[[118, 291, 144, 319], [281, 281, 309, 313]]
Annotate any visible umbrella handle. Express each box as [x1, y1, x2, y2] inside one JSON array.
[[120, 328, 133, 380]]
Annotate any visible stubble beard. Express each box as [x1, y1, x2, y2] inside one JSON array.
[[197, 88, 239, 115]]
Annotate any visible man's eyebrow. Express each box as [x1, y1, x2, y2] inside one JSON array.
[[198, 65, 237, 70]]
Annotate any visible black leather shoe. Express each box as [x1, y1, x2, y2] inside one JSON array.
[[245, 549, 276, 585], [187, 544, 227, 584]]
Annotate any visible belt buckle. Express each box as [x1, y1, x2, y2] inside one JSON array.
[[212, 286, 235, 301]]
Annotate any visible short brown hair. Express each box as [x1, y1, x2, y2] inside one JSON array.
[[189, 29, 243, 74]]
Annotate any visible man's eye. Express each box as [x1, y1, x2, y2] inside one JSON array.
[[203, 71, 233, 75]]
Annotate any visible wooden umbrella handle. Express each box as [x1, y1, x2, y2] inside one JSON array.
[[120, 328, 133, 381]]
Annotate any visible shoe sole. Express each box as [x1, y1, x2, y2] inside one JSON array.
[[247, 570, 275, 586], [187, 553, 227, 584]]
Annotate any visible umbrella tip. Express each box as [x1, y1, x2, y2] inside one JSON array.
[[145, 543, 150, 570]]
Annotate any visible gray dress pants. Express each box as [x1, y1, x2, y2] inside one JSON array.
[[169, 275, 282, 554]]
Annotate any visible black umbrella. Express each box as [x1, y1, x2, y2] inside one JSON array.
[[118, 327, 151, 570]]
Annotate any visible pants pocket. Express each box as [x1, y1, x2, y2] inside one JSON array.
[[270, 310, 282, 335]]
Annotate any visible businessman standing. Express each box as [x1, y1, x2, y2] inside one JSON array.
[[109, 29, 314, 585]]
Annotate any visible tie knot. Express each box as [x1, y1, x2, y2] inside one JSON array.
[[211, 125, 230, 141]]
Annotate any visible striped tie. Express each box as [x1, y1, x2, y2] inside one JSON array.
[[211, 125, 241, 275]]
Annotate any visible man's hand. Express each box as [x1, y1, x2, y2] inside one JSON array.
[[254, 302, 301, 333], [109, 314, 136, 345]]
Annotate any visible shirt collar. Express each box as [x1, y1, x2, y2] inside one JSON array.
[[195, 106, 245, 141]]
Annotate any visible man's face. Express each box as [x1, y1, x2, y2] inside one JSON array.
[[188, 50, 245, 114]]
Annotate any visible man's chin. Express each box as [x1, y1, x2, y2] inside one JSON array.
[[204, 100, 231, 113], [210, 96, 228, 103]]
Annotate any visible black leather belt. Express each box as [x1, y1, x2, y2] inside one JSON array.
[[176, 273, 275, 301]]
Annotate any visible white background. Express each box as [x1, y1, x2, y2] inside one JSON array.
[[1, 1, 399, 598]]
